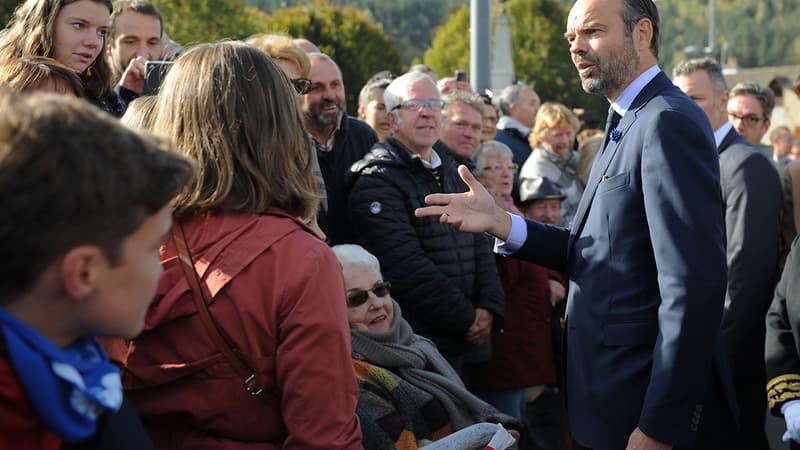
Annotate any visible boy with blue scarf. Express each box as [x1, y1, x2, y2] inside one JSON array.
[[0, 89, 194, 449]]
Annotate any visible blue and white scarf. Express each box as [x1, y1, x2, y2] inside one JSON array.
[[0, 307, 122, 442]]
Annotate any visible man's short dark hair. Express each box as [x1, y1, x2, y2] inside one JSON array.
[[672, 57, 728, 96], [109, 0, 163, 42], [496, 83, 532, 116], [730, 81, 776, 120], [623, 0, 660, 59], [0, 89, 193, 301], [442, 90, 484, 120]]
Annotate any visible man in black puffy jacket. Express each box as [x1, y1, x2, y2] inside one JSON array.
[[347, 72, 504, 377]]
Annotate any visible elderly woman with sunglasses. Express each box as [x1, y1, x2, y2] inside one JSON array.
[[332, 244, 519, 450]]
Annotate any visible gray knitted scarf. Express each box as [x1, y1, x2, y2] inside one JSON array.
[[350, 301, 501, 431]]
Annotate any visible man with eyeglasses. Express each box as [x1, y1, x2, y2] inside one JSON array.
[[727, 81, 775, 150], [674, 57, 782, 450], [301, 52, 377, 245], [347, 72, 504, 380], [434, 91, 485, 170]]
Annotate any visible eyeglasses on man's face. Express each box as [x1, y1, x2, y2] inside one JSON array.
[[727, 111, 766, 127], [346, 281, 391, 307], [391, 98, 446, 112], [482, 163, 519, 174], [291, 77, 312, 95]]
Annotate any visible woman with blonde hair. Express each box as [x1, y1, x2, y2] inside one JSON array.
[[109, 41, 362, 449], [245, 33, 311, 94], [520, 102, 583, 226], [0, 0, 123, 115], [119, 95, 156, 130]]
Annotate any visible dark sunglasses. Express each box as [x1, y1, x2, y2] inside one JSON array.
[[291, 77, 312, 95], [346, 281, 391, 307]]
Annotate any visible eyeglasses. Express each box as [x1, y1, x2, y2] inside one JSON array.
[[391, 98, 446, 112], [346, 281, 391, 307], [482, 163, 519, 174], [727, 111, 766, 126], [291, 77, 312, 95]]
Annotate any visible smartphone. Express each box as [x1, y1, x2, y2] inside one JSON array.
[[143, 61, 175, 95], [455, 70, 467, 82]]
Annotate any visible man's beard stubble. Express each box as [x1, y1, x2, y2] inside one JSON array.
[[579, 35, 640, 98], [306, 100, 343, 129]]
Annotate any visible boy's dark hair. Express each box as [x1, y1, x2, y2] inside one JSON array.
[[0, 89, 194, 301]]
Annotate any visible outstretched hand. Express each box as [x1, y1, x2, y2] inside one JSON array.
[[414, 165, 512, 240]]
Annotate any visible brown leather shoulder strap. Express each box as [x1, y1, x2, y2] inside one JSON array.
[[170, 222, 263, 397]]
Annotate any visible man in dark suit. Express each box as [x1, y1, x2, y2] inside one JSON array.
[[673, 57, 782, 450], [416, 0, 736, 448]]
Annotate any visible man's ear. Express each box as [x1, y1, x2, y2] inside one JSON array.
[[718, 90, 730, 123], [633, 18, 654, 54], [59, 245, 106, 302]]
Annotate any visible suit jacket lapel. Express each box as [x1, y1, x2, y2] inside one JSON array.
[[717, 127, 738, 156], [567, 72, 673, 255]]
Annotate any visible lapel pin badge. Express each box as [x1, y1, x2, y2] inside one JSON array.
[[611, 128, 622, 143]]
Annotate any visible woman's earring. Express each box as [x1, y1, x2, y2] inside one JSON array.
[[85, 66, 93, 77]]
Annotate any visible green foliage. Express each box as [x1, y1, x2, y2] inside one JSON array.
[[246, 0, 467, 64], [262, 1, 403, 112], [423, 4, 470, 80], [424, 0, 608, 128], [153, 0, 269, 45]]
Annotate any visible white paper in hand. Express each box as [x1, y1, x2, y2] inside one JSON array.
[[483, 423, 516, 450]]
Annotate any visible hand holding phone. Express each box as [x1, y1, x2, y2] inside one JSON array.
[[143, 61, 175, 96]]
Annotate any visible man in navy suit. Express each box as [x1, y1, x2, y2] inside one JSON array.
[[416, 0, 735, 448], [674, 57, 781, 450]]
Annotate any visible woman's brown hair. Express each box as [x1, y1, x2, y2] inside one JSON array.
[[0, 56, 84, 95], [154, 41, 317, 219]]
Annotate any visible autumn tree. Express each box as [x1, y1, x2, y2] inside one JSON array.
[[658, 0, 800, 71], [424, 0, 607, 127], [153, 0, 269, 46], [423, 4, 469, 80], [247, 0, 465, 64], [262, 1, 403, 111]]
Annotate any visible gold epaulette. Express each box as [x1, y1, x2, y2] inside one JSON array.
[[767, 374, 800, 410]]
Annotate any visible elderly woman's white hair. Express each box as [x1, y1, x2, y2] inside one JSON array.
[[471, 140, 514, 177], [332, 244, 383, 279]]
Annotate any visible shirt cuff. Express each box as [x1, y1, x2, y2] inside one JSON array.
[[494, 213, 527, 255]]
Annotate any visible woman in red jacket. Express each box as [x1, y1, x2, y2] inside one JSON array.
[[109, 42, 362, 450]]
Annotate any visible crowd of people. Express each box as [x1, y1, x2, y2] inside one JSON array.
[[4, 0, 800, 449]]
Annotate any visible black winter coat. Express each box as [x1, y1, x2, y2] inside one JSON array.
[[347, 137, 504, 356], [317, 114, 378, 245]]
